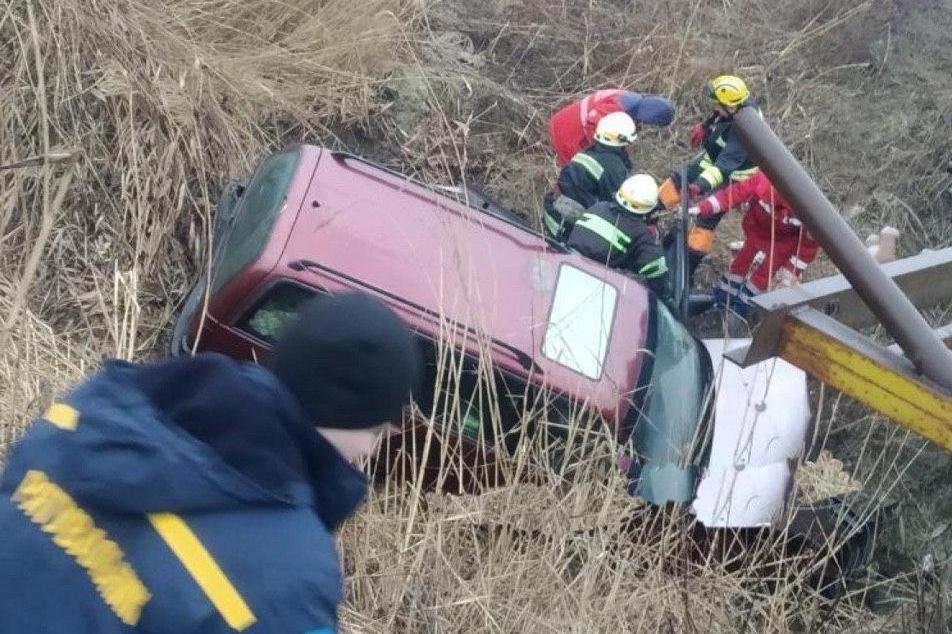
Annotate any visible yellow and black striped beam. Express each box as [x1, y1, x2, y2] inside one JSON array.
[[727, 307, 952, 453]]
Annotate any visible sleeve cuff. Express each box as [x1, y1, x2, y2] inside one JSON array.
[[789, 256, 810, 270]]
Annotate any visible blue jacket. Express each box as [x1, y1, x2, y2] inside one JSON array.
[[0, 353, 367, 634]]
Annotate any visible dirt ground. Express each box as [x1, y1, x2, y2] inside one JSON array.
[[2, 0, 951, 631]]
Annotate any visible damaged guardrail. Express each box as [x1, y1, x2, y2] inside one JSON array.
[[724, 110, 952, 453]]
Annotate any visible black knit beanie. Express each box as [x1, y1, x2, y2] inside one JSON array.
[[267, 292, 421, 429]]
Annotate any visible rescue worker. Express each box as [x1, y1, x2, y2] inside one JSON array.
[[0, 292, 421, 634], [689, 171, 819, 315], [543, 111, 637, 241], [566, 174, 673, 303], [657, 75, 761, 277], [549, 89, 675, 166]]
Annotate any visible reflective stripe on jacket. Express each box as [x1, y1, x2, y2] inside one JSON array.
[[694, 104, 762, 193], [557, 143, 631, 210], [699, 171, 819, 266], [566, 201, 672, 300]]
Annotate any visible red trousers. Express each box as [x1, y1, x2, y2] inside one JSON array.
[[727, 212, 806, 292]]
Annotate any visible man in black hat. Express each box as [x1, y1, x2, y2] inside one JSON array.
[[0, 292, 420, 634]]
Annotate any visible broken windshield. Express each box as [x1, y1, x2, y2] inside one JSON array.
[[212, 150, 299, 293], [625, 298, 713, 504]]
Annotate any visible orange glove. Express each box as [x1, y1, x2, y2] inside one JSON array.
[[657, 177, 681, 210]]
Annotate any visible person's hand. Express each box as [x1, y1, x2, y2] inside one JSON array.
[[687, 183, 703, 202], [689, 123, 707, 148]]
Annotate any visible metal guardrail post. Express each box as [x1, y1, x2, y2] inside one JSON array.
[[676, 165, 690, 321], [733, 109, 952, 392]]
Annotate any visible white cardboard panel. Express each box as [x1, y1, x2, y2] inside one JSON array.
[[692, 338, 811, 527]]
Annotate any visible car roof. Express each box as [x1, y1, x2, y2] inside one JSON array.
[[275, 147, 652, 418]]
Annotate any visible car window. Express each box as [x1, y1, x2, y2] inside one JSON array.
[[212, 151, 299, 293], [638, 301, 707, 446], [414, 336, 530, 451], [238, 282, 317, 342], [542, 264, 618, 379], [238, 281, 536, 449], [623, 299, 711, 501]]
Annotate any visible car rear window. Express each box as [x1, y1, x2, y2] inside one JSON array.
[[541, 264, 618, 379], [212, 150, 299, 293]]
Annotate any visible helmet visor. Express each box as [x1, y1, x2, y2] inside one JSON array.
[[616, 192, 654, 214], [597, 130, 637, 146]]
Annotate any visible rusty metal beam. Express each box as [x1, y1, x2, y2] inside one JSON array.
[[733, 109, 952, 392], [752, 248, 952, 331], [729, 307, 952, 452], [726, 315, 952, 368]]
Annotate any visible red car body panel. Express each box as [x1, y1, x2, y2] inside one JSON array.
[[183, 146, 652, 424]]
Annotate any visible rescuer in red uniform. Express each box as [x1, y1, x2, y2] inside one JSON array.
[[690, 171, 819, 314], [548, 89, 675, 166]]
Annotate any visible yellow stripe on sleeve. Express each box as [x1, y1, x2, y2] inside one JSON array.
[[43, 403, 79, 431], [148, 513, 257, 631]]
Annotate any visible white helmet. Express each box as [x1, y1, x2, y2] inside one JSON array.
[[594, 112, 637, 146], [615, 174, 658, 214]]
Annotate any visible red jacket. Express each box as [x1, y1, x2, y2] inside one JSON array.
[[698, 172, 819, 268], [549, 89, 626, 166]]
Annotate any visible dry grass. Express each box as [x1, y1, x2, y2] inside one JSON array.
[[1, 0, 951, 631], [0, 0, 416, 352], [335, 335, 943, 632]]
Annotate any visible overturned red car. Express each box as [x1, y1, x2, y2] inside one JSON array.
[[171, 145, 713, 503]]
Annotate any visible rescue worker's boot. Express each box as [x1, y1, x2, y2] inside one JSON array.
[[712, 288, 751, 319], [735, 283, 757, 318], [712, 274, 741, 308], [714, 275, 760, 319], [712, 273, 751, 318]]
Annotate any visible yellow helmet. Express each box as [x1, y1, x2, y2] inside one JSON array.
[[594, 112, 637, 146], [706, 75, 750, 108], [615, 174, 658, 214]]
